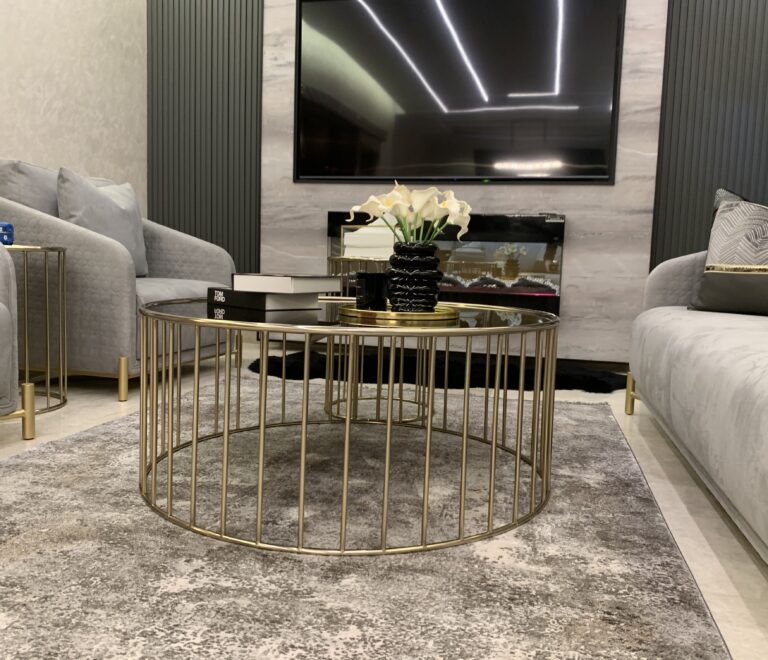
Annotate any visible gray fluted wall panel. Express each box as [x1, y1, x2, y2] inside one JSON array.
[[652, 0, 768, 267], [148, 0, 262, 272]]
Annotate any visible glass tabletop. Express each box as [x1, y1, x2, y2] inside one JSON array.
[[141, 297, 558, 336]]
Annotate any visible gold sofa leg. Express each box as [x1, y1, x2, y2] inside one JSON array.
[[21, 382, 36, 440], [625, 372, 636, 416], [118, 356, 129, 402]]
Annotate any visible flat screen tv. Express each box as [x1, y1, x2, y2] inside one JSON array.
[[295, 0, 626, 183]]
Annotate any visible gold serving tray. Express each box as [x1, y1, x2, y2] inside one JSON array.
[[339, 304, 460, 327]]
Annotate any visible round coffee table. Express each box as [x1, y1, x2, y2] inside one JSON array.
[[138, 298, 558, 556]]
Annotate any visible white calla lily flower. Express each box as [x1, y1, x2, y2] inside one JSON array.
[[347, 182, 471, 243]]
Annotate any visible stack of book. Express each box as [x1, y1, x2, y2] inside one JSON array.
[[207, 274, 341, 323]]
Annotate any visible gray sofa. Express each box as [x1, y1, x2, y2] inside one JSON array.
[[628, 251, 768, 563], [0, 245, 34, 439], [0, 195, 235, 400]]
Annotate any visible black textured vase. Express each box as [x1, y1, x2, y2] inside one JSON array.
[[387, 242, 442, 312]]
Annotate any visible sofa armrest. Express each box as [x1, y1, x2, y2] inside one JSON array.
[[0, 196, 136, 374], [643, 251, 707, 310], [143, 219, 235, 284]]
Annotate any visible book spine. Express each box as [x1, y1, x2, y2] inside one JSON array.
[[208, 287, 266, 309], [207, 305, 265, 322]]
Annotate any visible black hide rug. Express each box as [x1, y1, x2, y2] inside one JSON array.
[[249, 350, 626, 393]]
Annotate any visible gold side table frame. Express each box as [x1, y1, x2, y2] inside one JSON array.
[[139, 298, 559, 556], [7, 245, 67, 414]]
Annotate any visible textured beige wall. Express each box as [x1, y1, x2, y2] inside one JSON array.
[[0, 0, 147, 210]]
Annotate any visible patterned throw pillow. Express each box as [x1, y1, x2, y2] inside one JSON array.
[[712, 187, 745, 214], [691, 200, 768, 315]]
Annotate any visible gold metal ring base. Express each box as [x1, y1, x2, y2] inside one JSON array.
[[141, 418, 548, 556]]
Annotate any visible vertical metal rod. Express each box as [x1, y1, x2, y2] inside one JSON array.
[[325, 336, 335, 420], [443, 336, 450, 429], [528, 331, 543, 515], [175, 324, 182, 448], [256, 331, 269, 544], [513, 333, 527, 521], [236, 330, 242, 429], [340, 336, 358, 552], [23, 252, 29, 381], [167, 323, 175, 516], [281, 334, 287, 423], [381, 336, 396, 550], [139, 316, 147, 493], [359, 336, 366, 406], [459, 335, 472, 539], [150, 320, 159, 506], [214, 328, 221, 433], [420, 337, 437, 547], [541, 328, 558, 499], [297, 335, 311, 549], [59, 252, 67, 400], [336, 335, 345, 416], [483, 336, 491, 441], [375, 337, 383, 421], [44, 251, 50, 408], [161, 323, 167, 455], [190, 327, 202, 526], [220, 330, 232, 536], [501, 334, 510, 448], [398, 336, 405, 422], [487, 333, 503, 532]]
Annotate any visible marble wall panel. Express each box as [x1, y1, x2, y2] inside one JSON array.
[[260, 0, 669, 361]]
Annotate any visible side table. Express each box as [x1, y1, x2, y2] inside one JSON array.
[[7, 245, 67, 414]]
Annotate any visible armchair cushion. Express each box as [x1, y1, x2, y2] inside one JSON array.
[[135, 277, 225, 360], [0, 160, 58, 217], [57, 168, 149, 276], [136, 277, 224, 308]]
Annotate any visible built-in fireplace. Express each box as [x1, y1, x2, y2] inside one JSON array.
[[327, 212, 564, 315]]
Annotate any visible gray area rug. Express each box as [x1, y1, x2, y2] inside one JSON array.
[[0, 380, 729, 659]]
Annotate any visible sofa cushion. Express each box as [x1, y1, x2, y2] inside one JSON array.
[[630, 306, 768, 557], [691, 200, 768, 315], [0, 160, 58, 217], [57, 168, 149, 276], [135, 277, 224, 360]]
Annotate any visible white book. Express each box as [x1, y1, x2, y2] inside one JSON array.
[[232, 273, 341, 294]]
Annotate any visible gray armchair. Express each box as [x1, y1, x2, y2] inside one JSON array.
[[0, 244, 34, 439], [0, 195, 235, 400]]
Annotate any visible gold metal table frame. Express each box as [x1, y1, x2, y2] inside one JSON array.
[[139, 298, 558, 556], [7, 245, 67, 415]]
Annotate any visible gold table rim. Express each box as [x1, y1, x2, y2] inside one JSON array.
[[140, 297, 560, 336], [4, 244, 67, 253]]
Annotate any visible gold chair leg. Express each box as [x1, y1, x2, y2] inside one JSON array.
[[625, 372, 636, 415], [21, 382, 36, 440], [118, 356, 129, 402]]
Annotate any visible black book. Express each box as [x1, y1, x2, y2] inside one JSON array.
[[208, 287, 320, 311], [207, 305, 320, 325]]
